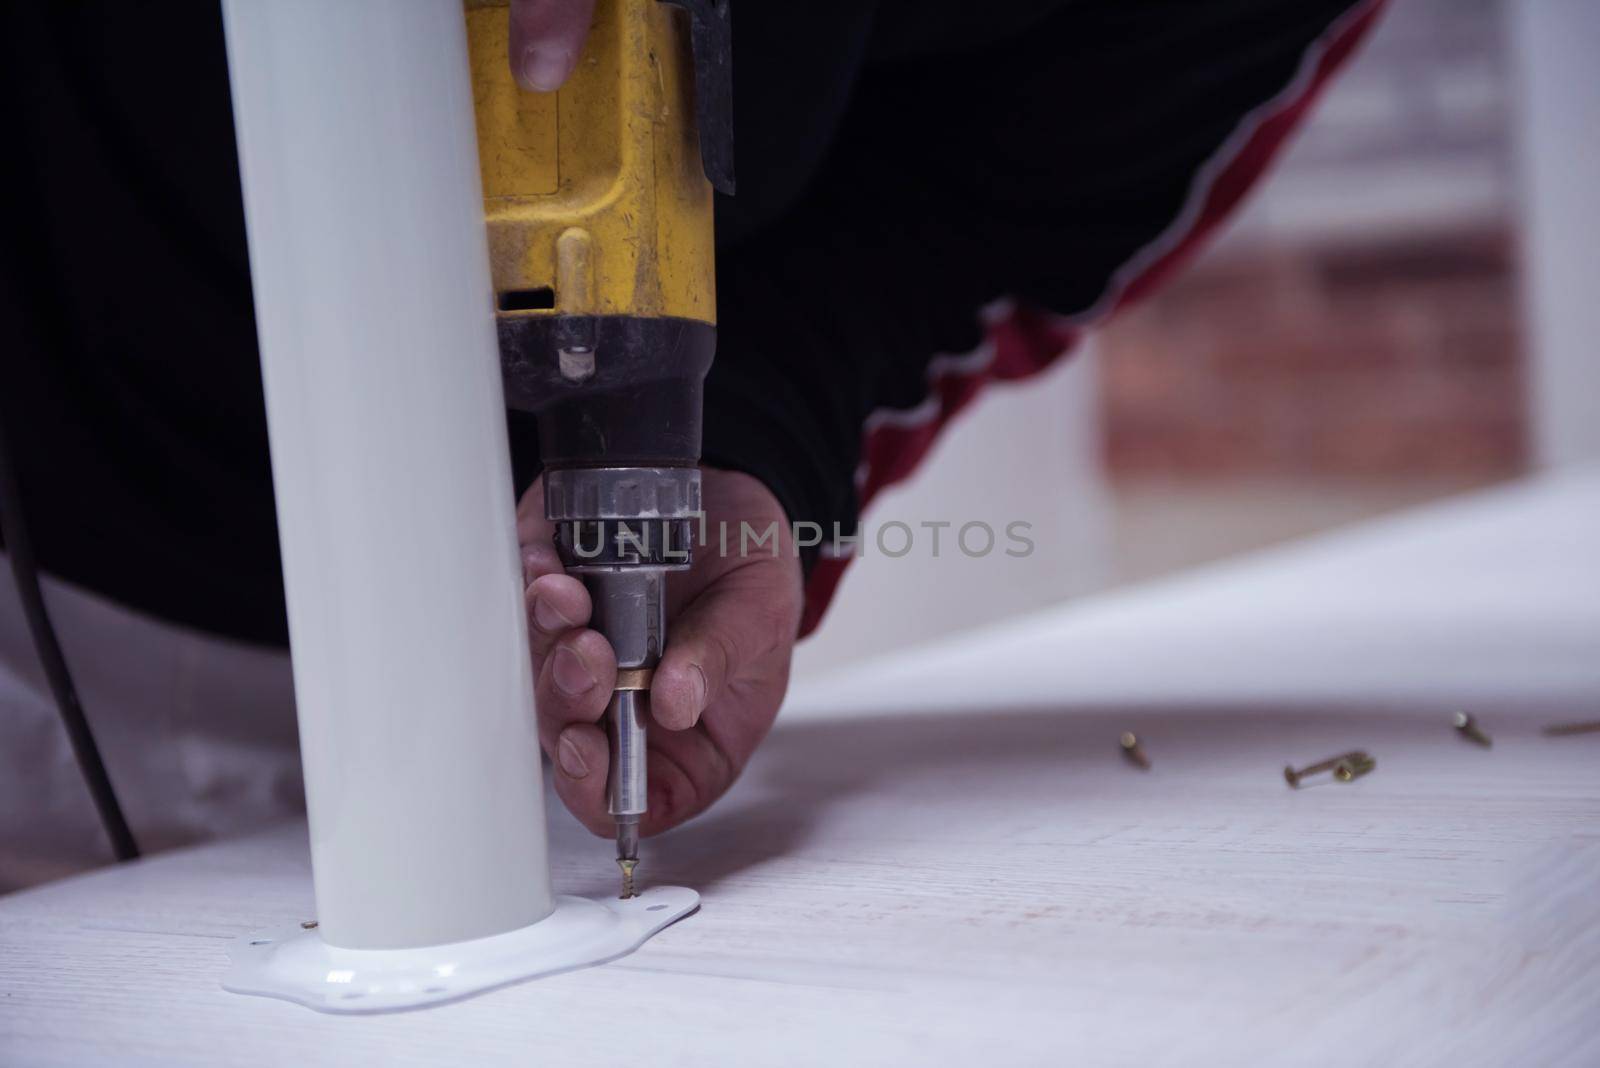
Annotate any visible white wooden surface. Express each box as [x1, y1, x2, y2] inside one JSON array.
[[3, 471, 1598, 1066]]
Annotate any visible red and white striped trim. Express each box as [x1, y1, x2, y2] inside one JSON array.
[[801, 0, 1388, 635]]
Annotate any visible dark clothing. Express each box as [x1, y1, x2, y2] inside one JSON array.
[[1, 0, 1378, 646]]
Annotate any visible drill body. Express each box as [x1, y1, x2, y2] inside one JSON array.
[[466, 0, 729, 894]]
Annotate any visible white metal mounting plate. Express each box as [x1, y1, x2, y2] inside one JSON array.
[[222, 885, 698, 1014]]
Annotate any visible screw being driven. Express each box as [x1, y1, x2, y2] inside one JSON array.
[[618, 857, 638, 900]]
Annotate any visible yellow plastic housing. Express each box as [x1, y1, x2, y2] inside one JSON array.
[[466, 0, 716, 326]]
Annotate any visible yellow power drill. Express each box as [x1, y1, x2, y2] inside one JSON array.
[[465, 0, 732, 898]]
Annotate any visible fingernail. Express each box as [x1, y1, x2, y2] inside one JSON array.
[[557, 731, 588, 778], [689, 663, 708, 716], [533, 593, 573, 633], [521, 45, 571, 92], [551, 645, 595, 696]]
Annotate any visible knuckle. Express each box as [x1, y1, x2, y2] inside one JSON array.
[[746, 603, 794, 657], [709, 627, 741, 684], [521, 544, 563, 580]]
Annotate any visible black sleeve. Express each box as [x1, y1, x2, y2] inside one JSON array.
[[1, 2, 287, 646], [699, 0, 1378, 592]]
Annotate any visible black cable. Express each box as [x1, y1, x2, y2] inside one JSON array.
[[0, 410, 140, 862]]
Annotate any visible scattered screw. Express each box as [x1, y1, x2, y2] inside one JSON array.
[[1119, 731, 1151, 770], [1543, 720, 1600, 737], [1453, 711, 1492, 747], [1284, 750, 1376, 789], [300, 920, 319, 930]]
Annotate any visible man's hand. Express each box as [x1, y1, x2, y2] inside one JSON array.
[[509, 0, 596, 92], [519, 468, 804, 837]]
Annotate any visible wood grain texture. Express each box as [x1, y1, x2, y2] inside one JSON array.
[[3, 471, 1598, 1066]]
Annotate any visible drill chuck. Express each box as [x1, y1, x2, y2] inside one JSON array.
[[545, 467, 697, 882]]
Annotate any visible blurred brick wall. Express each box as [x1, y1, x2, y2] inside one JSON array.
[[1099, 231, 1527, 479], [1099, 0, 1527, 483]]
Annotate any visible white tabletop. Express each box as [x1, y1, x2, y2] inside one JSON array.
[[3, 471, 1598, 1066]]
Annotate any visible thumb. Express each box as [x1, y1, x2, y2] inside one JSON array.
[[509, 0, 597, 92], [651, 570, 798, 731]]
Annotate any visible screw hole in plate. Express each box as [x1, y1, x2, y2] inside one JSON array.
[[646, 904, 668, 912], [249, 940, 271, 945]]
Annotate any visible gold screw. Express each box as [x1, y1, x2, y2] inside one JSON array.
[[1285, 750, 1375, 788], [1453, 711, 1492, 747], [617, 857, 638, 900], [1119, 731, 1151, 770]]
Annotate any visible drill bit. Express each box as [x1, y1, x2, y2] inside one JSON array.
[[616, 817, 640, 899], [608, 681, 647, 899]]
